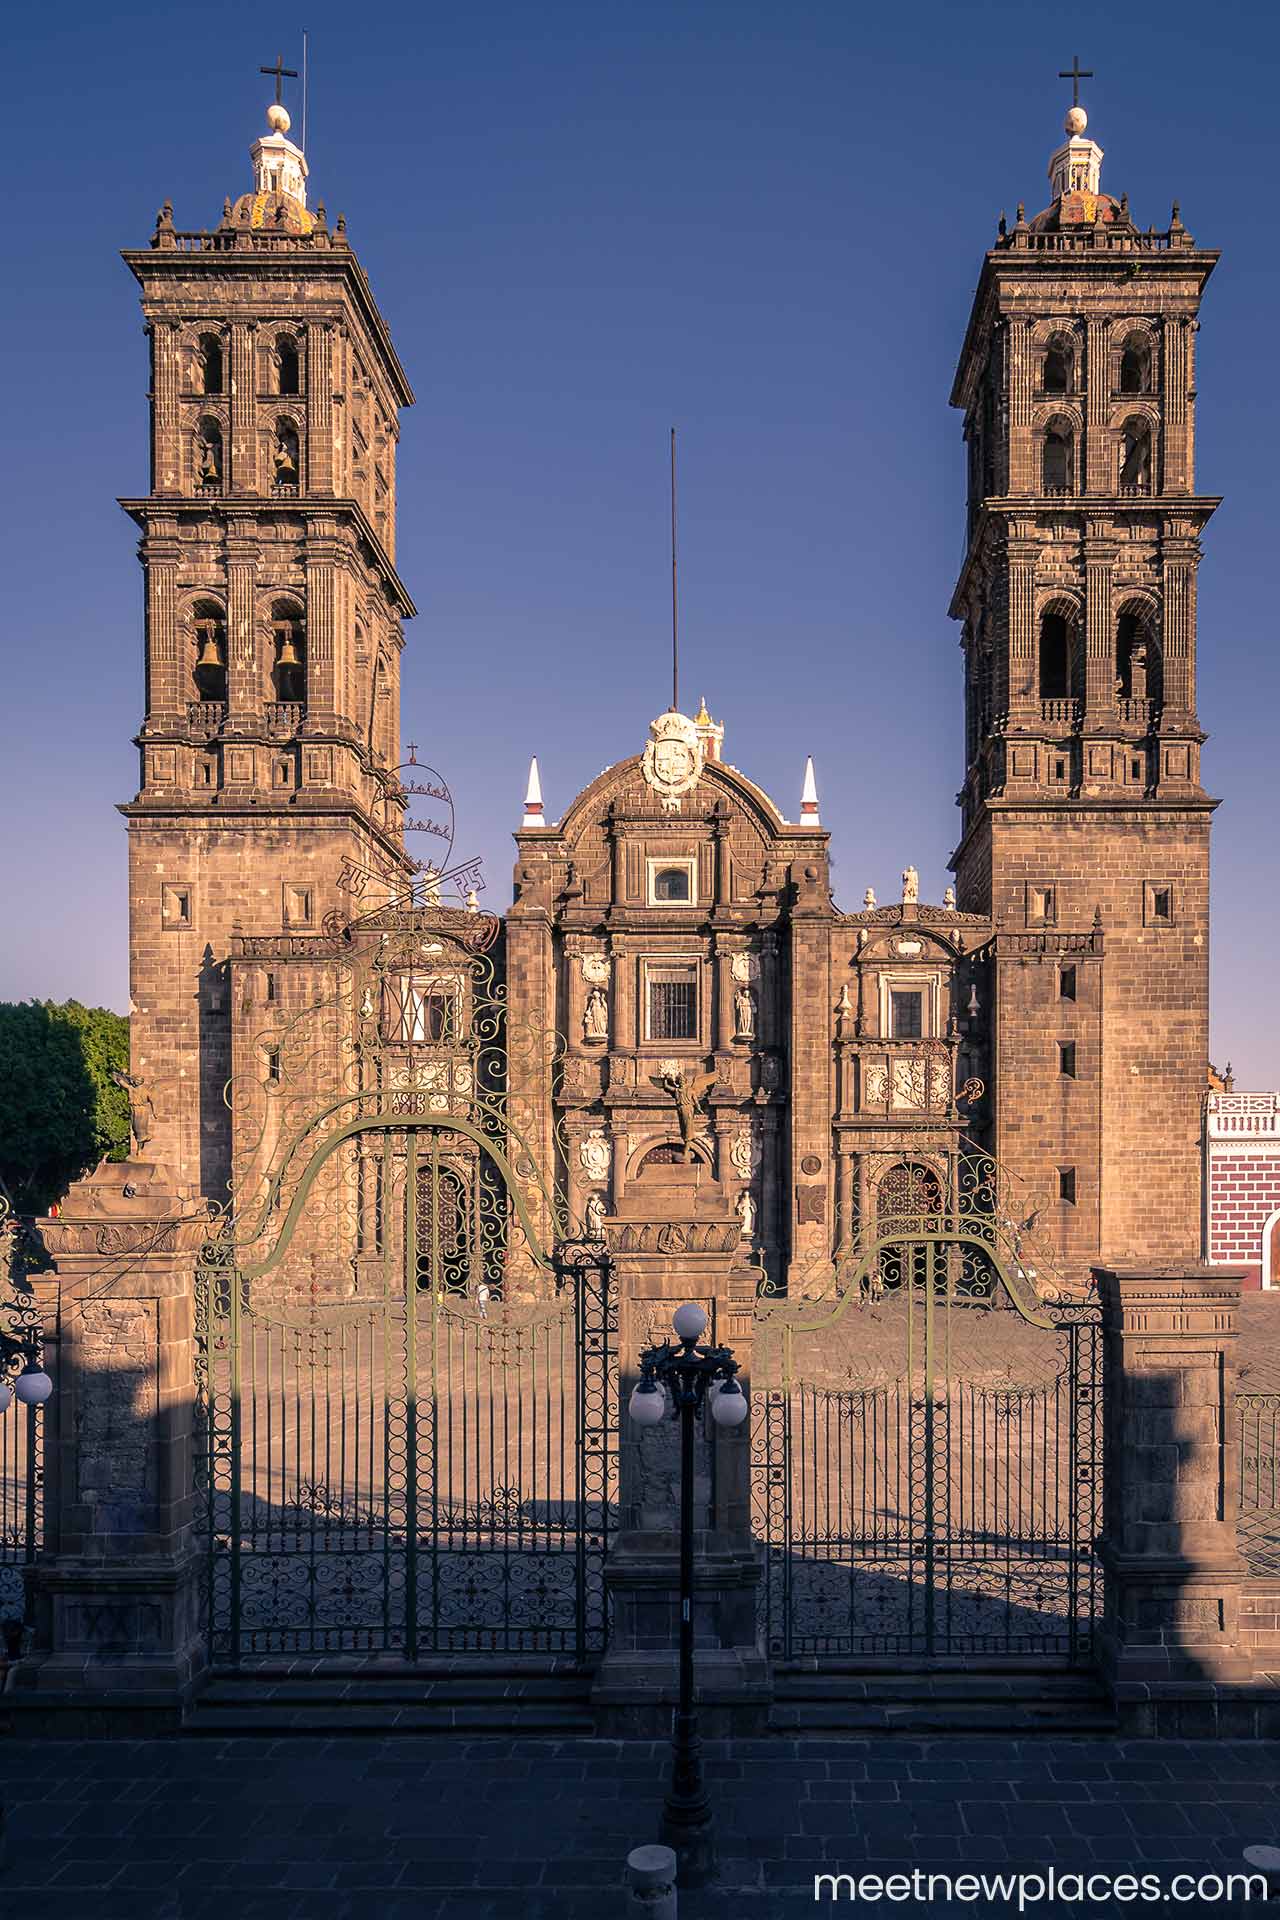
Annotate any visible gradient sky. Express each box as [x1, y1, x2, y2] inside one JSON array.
[[2, 0, 1277, 1080]]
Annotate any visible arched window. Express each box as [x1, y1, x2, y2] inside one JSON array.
[[1115, 604, 1160, 703], [191, 600, 227, 703], [1038, 610, 1073, 700], [1119, 333, 1151, 394], [192, 334, 223, 395], [1042, 419, 1073, 493], [1042, 335, 1073, 393], [194, 420, 222, 493], [653, 866, 692, 902], [274, 334, 300, 395], [270, 600, 306, 705], [271, 420, 300, 494], [1119, 418, 1153, 494]]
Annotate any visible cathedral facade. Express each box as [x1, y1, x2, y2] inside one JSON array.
[[120, 93, 1219, 1298]]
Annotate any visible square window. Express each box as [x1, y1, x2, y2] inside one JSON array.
[[646, 858, 697, 907], [1058, 1041, 1077, 1078], [161, 883, 193, 929], [1054, 757, 1067, 781], [1027, 884, 1057, 926], [646, 964, 699, 1042], [1058, 1167, 1077, 1204], [1059, 965, 1077, 1001], [890, 990, 924, 1040], [282, 883, 314, 928], [1145, 882, 1174, 925]]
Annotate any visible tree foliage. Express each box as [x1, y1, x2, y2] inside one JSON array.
[[0, 1002, 130, 1214]]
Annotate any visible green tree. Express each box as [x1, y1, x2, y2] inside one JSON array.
[[0, 1002, 130, 1214]]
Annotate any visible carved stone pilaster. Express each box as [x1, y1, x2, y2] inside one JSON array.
[[16, 1161, 214, 1732]]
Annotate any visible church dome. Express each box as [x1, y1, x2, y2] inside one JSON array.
[[228, 190, 314, 235]]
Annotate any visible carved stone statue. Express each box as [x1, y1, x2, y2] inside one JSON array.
[[734, 984, 756, 1040], [649, 1068, 716, 1163], [943, 885, 957, 911], [737, 1190, 756, 1240], [863, 887, 876, 909], [585, 1191, 606, 1238], [196, 436, 220, 488], [109, 1069, 157, 1156], [273, 434, 298, 484], [901, 865, 919, 907], [583, 985, 609, 1043]]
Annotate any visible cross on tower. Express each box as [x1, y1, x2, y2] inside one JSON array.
[[259, 52, 298, 106], [1058, 54, 1093, 109]]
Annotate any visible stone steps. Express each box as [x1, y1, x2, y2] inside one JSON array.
[[184, 1662, 596, 1736], [771, 1664, 1116, 1736]]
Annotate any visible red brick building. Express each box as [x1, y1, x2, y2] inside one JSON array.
[[1205, 1093, 1280, 1289]]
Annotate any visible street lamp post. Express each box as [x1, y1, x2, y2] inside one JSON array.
[[628, 1302, 748, 1887]]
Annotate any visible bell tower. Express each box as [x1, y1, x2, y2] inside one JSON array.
[[949, 87, 1220, 1273], [120, 89, 416, 1197]]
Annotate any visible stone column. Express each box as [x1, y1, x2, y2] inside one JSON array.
[[304, 323, 334, 497], [142, 531, 183, 724], [1083, 537, 1116, 725], [224, 538, 259, 731], [1095, 1263, 1253, 1736], [16, 1161, 213, 1733], [152, 322, 183, 497], [228, 320, 258, 496], [1085, 316, 1109, 493]]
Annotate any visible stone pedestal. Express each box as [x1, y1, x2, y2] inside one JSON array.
[[592, 1162, 768, 1733], [15, 1160, 213, 1732], [1095, 1263, 1255, 1735]]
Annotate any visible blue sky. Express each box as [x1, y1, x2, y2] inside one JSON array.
[[2, 0, 1277, 1080]]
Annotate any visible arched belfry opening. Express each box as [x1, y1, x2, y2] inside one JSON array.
[[1038, 607, 1075, 700], [1116, 602, 1160, 703], [270, 600, 306, 706], [1042, 417, 1074, 493], [191, 601, 227, 704]]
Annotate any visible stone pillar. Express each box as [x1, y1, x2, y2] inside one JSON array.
[[1083, 538, 1116, 724], [1095, 1263, 1253, 1736], [16, 1161, 213, 1733], [224, 538, 259, 730], [592, 1187, 767, 1734]]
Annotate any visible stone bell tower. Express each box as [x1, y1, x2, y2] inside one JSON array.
[[120, 91, 416, 1199], [950, 89, 1219, 1275]]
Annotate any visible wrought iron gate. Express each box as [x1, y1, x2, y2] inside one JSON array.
[[752, 1201, 1102, 1664], [194, 899, 618, 1663]]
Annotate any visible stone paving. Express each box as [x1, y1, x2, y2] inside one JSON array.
[[0, 1734, 1278, 1918]]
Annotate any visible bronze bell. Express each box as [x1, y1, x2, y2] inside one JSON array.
[[275, 633, 303, 669], [196, 631, 224, 669]]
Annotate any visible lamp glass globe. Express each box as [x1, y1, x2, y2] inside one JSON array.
[[710, 1379, 749, 1427], [0, 1383, 13, 1415], [14, 1366, 52, 1406], [672, 1303, 707, 1343], [628, 1381, 666, 1427]]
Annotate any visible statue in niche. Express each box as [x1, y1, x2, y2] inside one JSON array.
[[737, 1190, 756, 1240], [585, 1191, 606, 1238], [583, 985, 609, 1043], [273, 431, 299, 488], [109, 1069, 157, 1156], [649, 1067, 716, 1163], [734, 984, 756, 1040], [901, 865, 919, 906], [195, 435, 220, 489]]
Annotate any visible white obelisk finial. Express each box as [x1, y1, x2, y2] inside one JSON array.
[[523, 757, 545, 828], [800, 756, 821, 827]]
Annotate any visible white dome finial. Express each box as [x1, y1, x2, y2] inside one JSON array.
[[267, 101, 292, 135], [1064, 105, 1087, 137]]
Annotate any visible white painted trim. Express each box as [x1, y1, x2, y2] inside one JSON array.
[[1262, 1207, 1280, 1291]]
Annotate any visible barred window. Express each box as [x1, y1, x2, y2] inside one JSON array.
[[383, 973, 457, 1046], [647, 965, 698, 1042]]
